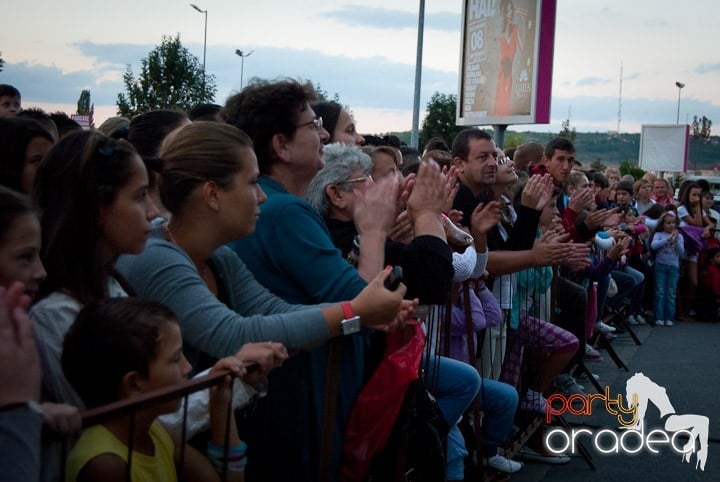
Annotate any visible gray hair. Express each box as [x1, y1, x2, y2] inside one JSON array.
[[305, 142, 372, 217]]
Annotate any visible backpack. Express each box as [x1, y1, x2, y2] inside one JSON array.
[[366, 378, 448, 482]]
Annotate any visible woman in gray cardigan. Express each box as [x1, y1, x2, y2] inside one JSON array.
[[116, 121, 415, 370]]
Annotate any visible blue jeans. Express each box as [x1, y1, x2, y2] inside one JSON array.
[[425, 355, 517, 479], [609, 270, 637, 309], [654, 262, 679, 321]]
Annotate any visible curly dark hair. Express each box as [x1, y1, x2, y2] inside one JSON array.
[[224, 78, 316, 175]]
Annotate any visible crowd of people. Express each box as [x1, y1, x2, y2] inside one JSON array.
[[1, 79, 719, 482]]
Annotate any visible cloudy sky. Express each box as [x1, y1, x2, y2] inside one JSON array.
[[2, 0, 719, 135]]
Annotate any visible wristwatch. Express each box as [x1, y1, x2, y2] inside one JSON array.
[[340, 302, 361, 336]]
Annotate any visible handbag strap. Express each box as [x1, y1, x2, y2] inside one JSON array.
[[319, 337, 343, 481]]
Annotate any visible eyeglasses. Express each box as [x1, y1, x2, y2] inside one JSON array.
[[497, 156, 510, 165], [296, 116, 323, 130], [338, 175, 372, 185]]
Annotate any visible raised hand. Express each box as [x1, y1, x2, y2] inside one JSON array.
[[559, 243, 591, 271], [531, 232, 569, 266], [0, 282, 39, 408], [406, 161, 447, 220], [521, 173, 555, 211], [441, 166, 460, 214], [388, 210, 414, 244], [585, 208, 619, 230], [353, 174, 399, 236], [568, 187, 595, 213], [470, 201, 501, 236], [607, 236, 630, 260]]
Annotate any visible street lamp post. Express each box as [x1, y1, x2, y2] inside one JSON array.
[[235, 49, 255, 89], [190, 4, 207, 91], [675, 81, 685, 124]]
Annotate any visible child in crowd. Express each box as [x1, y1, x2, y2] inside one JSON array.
[[31, 132, 159, 409], [62, 297, 286, 481], [0, 187, 46, 299], [701, 191, 720, 241], [0, 117, 54, 195], [0, 187, 82, 436], [0, 84, 21, 117], [677, 182, 707, 321], [650, 212, 684, 326]]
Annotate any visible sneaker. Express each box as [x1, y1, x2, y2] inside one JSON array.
[[635, 314, 647, 324], [604, 332, 618, 341], [515, 446, 571, 465], [595, 321, 617, 333], [584, 344, 603, 362], [655, 319, 665, 326], [627, 314, 639, 325], [577, 371, 600, 382], [556, 374, 585, 396], [520, 389, 547, 413], [665, 319, 674, 326], [485, 454, 524, 473]]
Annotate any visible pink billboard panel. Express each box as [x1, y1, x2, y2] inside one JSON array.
[[457, 0, 556, 126]]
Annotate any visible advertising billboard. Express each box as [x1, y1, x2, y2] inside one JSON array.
[[638, 124, 690, 172], [457, 0, 556, 126]]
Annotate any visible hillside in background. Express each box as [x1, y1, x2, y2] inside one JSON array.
[[381, 130, 720, 171]]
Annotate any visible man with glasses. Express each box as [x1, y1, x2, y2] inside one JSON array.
[[224, 79, 397, 482]]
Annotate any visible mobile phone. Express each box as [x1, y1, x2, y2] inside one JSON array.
[[384, 266, 403, 291]]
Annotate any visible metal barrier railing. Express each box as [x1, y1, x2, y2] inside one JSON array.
[[65, 369, 238, 482]]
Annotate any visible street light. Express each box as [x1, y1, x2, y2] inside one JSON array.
[[675, 81, 685, 124], [190, 4, 207, 90], [235, 49, 255, 89]]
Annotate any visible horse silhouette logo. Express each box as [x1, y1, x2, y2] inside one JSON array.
[[624, 372, 709, 471]]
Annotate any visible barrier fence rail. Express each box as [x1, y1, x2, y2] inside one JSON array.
[[64, 369, 237, 482]]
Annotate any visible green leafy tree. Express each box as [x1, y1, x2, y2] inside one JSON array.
[[116, 34, 216, 117], [590, 158, 607, 172], [690, 115, 713, 171], [313, 82, 340, 103], [558, 118, 576, 143], [420, 92, 464, 149], [503, 131, 525, 150], [77, 89, 91, 114], [76, 89, 95, 128], [619, 160, 645, 180]]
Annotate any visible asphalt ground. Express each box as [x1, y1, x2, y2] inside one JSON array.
[[510, 320, 720, 482]]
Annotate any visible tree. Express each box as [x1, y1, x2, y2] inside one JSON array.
[[116, 34, 216, 117], [503, 132, 525, 150], [619, 160, 645, 180], [590, 158, 607, 172], [313, 82, 340, 103], [0, 51, 4, 72], [420, 92, 464, 149], [76, 89, 95, 128], [690, 115, 713, 171], [558, 118, 576, 143]]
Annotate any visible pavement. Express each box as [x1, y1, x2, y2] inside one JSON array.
[[510, 320, 720, 482]]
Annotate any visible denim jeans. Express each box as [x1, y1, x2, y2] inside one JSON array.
[[654, 262, 679, 321], [609, 269, 637, 309], [425, 355, 517, 479]]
